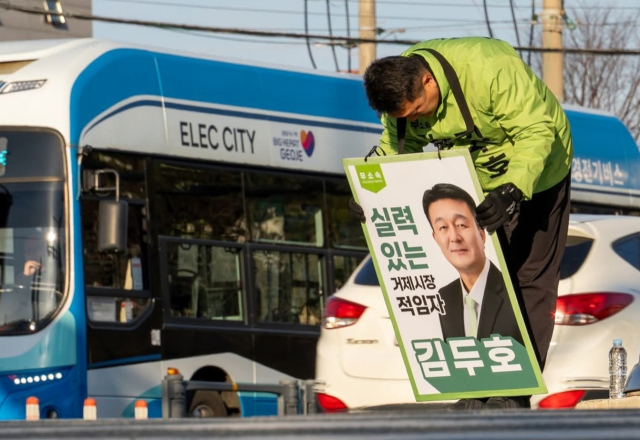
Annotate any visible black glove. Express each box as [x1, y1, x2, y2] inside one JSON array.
[[349, 197, 366, 223], [475, 183, 523, 233]]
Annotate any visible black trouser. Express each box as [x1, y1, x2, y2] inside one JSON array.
[[500, 172, 571, 371]]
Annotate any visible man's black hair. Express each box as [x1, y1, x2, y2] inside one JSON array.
[[363, 56, 431, 114], [422, 183, 478, 228]]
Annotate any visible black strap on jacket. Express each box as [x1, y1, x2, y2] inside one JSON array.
[[397, 114, 407, 155], [396, 48, 485, 156]]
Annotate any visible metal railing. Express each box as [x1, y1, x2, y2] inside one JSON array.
[[161, 369, 317, 418]]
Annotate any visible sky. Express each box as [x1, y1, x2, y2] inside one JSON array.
[[92, 0, 637, 73]]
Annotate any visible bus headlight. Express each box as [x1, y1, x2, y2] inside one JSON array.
[[0, 79, 46, 94]]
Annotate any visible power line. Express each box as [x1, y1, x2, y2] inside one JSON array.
[[315, 0, 524, 6], [167, 29, 309, 45], [510, 0, 523, 57], [107, 0, 640, 11], [104, 0, 640, 12], [527, 0, 535, 65], [344, 0, 351, 72], [1, 1, 639, 56], [547, 3, 640, 10], [248, 19, 640, 32], [304, 0, 316, 69], [592, 20, 640, 26], [482, 0, 494, 37], [150, 21, 522, 33], [160, 21, 531, 40], [325, 0, 339, 72], [104, 0, 523, 9], [393, 21, 526, 31], [319, 0, 640, 9], [96, 0, 515, 24]]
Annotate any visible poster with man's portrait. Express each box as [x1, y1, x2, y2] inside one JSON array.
[[343, 150, 546, 401]]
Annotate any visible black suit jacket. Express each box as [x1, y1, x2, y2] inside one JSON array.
[[438, 261, 524, 346]]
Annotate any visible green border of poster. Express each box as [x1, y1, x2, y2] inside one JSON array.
[[343, 149, 546, 401]]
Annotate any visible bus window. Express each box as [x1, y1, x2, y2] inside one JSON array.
[[82, 199, 151, 325], [245, 173, 324, 247], [82, 151, 146, 199], [0, 226, 65, 332], [0, 130, 66, 335], [0, 130, 63, 179], [154, 163, 246, 242], [332, 255, 365, 292], [326, 179, 367, 250], [87, 297, 151, 323], [82, 200, 147, 290], [81, 151, 151, 326], [164, 240, 243, 320], [0, 137, 6, 177], [252, 250, 323, 325]]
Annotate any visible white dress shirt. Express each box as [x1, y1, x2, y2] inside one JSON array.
[[460, 258, 491, 337]]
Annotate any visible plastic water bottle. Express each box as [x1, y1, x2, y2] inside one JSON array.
[[609, 339, 627, 399]]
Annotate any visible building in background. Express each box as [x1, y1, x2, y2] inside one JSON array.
[[0, 0, 92, 41]]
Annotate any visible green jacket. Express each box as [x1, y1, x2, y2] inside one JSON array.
[[379, 37, 573, 199]]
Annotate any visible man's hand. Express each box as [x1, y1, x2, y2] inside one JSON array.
[[23, 260, 41, 276], [349, 198, 366, 223], [475, 183, 523, 233]]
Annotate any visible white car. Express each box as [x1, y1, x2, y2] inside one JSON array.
[[534, 214, 640, 408], [315, 214, 640, 411]]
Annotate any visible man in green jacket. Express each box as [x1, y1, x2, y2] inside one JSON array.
[[361, 37, 573, 409]]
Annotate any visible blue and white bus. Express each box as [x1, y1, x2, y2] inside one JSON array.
[[0, 38, 638, 420], [0, 38, 380, 419], [562, 105, 640, 213]]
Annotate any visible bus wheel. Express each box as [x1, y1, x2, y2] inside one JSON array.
[[189, 390, 228, 417]]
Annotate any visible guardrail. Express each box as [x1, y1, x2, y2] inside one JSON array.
[[161, 368, 317, 418], [10, 408, 640, 439]]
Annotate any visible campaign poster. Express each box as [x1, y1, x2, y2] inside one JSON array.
[[343, 150, 546, 401]]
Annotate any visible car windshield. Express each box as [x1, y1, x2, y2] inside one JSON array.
[[0, 130, 66, 335], [560, 235, 594, 280]]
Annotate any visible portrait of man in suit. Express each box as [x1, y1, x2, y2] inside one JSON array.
[[422, 183, 524, 346]]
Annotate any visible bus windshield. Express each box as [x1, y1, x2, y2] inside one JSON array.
[[0, 130, 66, 335]]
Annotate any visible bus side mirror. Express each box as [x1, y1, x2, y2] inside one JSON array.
[[98, 199, 128, 253]]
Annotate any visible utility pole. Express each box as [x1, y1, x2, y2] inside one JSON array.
[[358, 0, 376, 74], [541, 0, 564, 102]]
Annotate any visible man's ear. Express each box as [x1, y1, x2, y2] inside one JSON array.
[[423, 70, 437, 88], [478, 225, 486, 245], [422, 72, 431, 88]]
